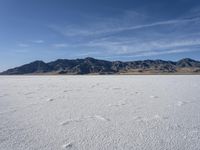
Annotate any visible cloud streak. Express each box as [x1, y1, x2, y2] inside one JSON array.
[[53, 43, 69, 48], [50, 15, 200, 37], [32, 40, 44, 44], [18, 43, 29, 47], [102, 48, 200, 59]]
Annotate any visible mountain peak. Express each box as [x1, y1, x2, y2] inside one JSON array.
[[178, 58, 196, 62], [85, 57, 95, 60], [29, 60, 46, 64], [177, 58, 199, 68]]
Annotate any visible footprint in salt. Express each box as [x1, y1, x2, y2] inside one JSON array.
[[135, 91, 143, 94], [93, 115, 110, 121], [61, 115, 110, 126], [64, 89, 74, 93], [25, 92, 34, 95], [135, 92, 139, 94], [62, 142, 73, 149], [26, 96, 33, 99], [0, 109, 17, 115], [162, 116, 169, 120], [60, 118, 83, 126], [150, 95, 159, 99], [0, 94, 9, 98], [112, 87, 121, 90], [90, 85, 96, 88], [153, 114, 161, 119], [47, 98, 54, 102], [135, 116, 149, 123], [176, 101, 188, 106], [108, 102, 126, 107], [152, 114, 169, 121]]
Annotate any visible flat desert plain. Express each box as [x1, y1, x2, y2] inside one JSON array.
[[0, 75, 200, 150]]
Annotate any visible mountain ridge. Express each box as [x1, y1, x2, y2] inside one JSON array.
[[1, 57, 200, 75]]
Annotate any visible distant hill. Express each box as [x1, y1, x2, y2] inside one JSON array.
[[1, 57, 200, 75]]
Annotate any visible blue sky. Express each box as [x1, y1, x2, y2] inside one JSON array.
[[0, 0, 200, 71]]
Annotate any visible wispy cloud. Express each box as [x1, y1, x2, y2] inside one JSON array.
[[50, 15, 200, 37], [17, 40, 44, 48], [116, 17, 200, 32], [32, 40, 44, 44], [48, 10, 153, 37], [13, 49, 30, 53], [53, 43, 69, 48], [136, 48, 198, 57], [18, 43, 29, 47], [102, 48, 199, 59]]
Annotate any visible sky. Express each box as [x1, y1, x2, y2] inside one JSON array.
[[0, 0, 200, 71]]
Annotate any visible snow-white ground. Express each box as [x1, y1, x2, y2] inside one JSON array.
[[0, 75, 200, 150]]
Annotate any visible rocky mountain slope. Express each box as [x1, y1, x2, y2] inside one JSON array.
[[1, 57, 200, 75]]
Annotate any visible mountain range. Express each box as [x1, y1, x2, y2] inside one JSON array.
[[1, 57, 200, 75]]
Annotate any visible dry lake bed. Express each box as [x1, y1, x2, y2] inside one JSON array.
[[0, 75, 200, 150]]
